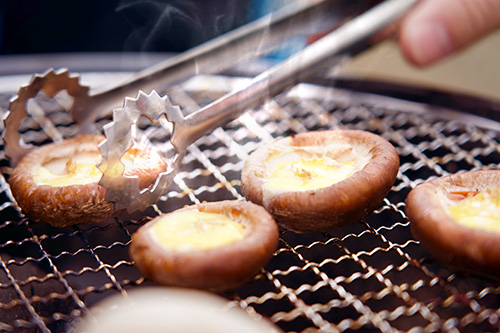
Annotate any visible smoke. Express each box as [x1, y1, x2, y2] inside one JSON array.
[[116, 0, 250, 53]]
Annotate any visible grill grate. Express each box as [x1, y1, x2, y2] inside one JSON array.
[[1, 74, 500, 332]]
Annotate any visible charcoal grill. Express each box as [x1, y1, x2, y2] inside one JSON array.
[[2, 1, 500, 331], [2, 68, 500, 332]]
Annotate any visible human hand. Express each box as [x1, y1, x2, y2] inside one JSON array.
[[398, 0, 500, 67]]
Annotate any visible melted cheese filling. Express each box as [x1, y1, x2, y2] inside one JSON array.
[[265, 157, 355, 192], [33, 152, 102, 187], [152, 211, 245, 251], [448, 190, 500, 233], [261, 142, 366, 194], [32, 147, 163, 188]]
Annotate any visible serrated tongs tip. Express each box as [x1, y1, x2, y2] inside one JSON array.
[[98, 90, 182, 213], [3, 68, 91, 167]]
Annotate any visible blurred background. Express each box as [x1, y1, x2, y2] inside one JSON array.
[[0, 0, 252, 54], [0, 0, 499, 101]]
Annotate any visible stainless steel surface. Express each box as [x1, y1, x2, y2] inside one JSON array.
[[0, 71, 500, 332]]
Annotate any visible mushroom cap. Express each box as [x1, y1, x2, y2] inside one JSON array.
[[406, 170, 500, 277], [9, 134, 167, 227], [75, 287, 282, 333], [129, 200, 280, 292], [241, 130, 399, 232]]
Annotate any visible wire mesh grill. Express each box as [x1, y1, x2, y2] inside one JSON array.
[[1, 74, 500, 332]]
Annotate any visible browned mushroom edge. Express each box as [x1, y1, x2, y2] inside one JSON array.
[[240, 129, 400, 232], [406, 170, 500, 278], [8, 134, 167, 227], [129, 200, 280, 292]]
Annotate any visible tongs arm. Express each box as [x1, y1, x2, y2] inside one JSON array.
[[176, 0, 419, 149], [74, 0, 350, 125]]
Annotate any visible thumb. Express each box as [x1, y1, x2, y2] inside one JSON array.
[[398, 0, 500, 67]]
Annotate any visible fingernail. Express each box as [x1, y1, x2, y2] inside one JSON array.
[[406, 21, 454, 66]]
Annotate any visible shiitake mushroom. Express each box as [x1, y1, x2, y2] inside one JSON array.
[[241, 130, 399, 232], [9, 134, 167, 227], [75, 287, 282, 333], [129, 200, 279, 292], [406, 170, 500, 277]]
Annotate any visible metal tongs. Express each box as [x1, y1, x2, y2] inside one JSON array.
[[4, 0, 418, 213]]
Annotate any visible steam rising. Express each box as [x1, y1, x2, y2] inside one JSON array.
[[116, 0, 250, 52]]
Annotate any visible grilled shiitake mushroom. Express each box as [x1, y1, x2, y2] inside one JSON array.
[[241, 130, 399, 232], [9, 134, 167, 227], [406, 170, 500, 277], [130, 200, 279, 292], [76, 287, 282, 333]]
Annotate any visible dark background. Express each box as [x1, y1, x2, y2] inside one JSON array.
[[0, 0, 257, 55]]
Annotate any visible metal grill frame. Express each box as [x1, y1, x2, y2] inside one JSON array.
[[1, 72, 500, 332]]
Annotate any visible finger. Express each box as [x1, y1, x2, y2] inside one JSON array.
[[399, 0, 500, 67]]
